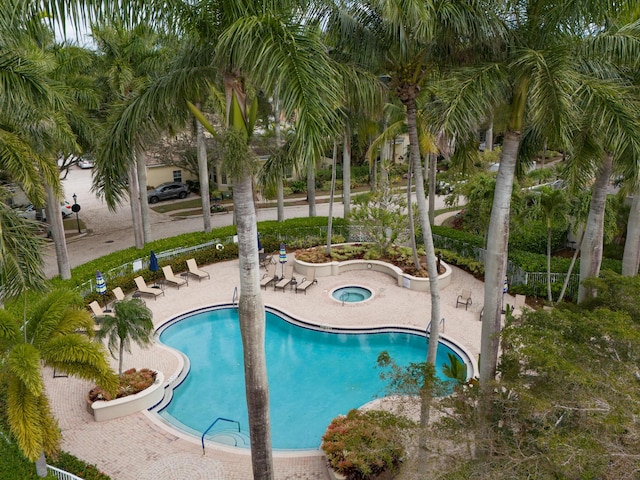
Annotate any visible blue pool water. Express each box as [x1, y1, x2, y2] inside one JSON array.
[[157, 307, 466, 450], [332, 286, 373, 303]]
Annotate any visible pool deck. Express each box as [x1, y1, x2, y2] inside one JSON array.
[[44, 256, 507, 480]]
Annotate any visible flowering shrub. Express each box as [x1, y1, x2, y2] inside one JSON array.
[[321, 409, 414, 479], [88, 368, 156, 402]]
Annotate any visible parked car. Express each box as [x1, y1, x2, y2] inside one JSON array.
[[147, 182, 190, 204], [77, 156, 95, 169], [17, 201, 72, 221]]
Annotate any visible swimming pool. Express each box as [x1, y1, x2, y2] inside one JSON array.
[[155, 306, 471, 450]]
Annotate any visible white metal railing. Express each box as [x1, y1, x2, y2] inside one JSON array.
[[47, 465, 84, 480]]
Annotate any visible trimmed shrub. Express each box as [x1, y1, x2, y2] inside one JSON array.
[[322, 409, 414, 480]]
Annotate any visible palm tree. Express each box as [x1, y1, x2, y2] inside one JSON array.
[[0, 289, 117, 477], [0, 203, 47, 302], [95, 298, 154, 377], [537, 187, 568, 303]]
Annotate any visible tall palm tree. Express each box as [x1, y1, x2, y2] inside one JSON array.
[[537, 186, 568, 303], [95, 298, 154, 377], [0, 289, 117, 477]]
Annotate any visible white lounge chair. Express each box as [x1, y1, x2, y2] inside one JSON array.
[[260, 263, 277, 290], [295, 270, 317, 295], [186, 258, 210, 281], [89, 301, 114, 318], [274, 265, 295, 292], [134, 276, 164, 299], [162, 265, 187, 289]]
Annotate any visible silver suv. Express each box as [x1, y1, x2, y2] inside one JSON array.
[[147, 182, 190, 204]]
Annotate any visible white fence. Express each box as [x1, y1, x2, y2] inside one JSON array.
[[47, 465, 84, 480]]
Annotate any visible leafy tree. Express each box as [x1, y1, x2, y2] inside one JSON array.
[[0, 289, 117, 477], [94, 298, 154, 377]]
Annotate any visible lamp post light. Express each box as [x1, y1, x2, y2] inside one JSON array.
[[71, 193, 81, 234]]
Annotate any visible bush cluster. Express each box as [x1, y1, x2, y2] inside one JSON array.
[[322, 409, 413, 480]]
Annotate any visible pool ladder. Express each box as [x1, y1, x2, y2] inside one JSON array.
[[201, 417, 241, 454], [232, 286, 238, 306], [340, 291, 350, 306], [426, 317, 445, 334]]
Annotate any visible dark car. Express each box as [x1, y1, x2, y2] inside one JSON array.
[[147, 182, 190, 204]]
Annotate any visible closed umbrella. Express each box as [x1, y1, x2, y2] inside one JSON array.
[[257, 233, 263, 252], [279, 242, 287, 277], [150, 251, 159, 287], [95, 270, 107, 308]]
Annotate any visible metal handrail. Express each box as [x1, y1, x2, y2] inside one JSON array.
[[232, 287, 238, 306], [340, 291, 349, 306], [201, 417, 241, 454], [46, 465, 84, 480], [426, 317, 445, 334]]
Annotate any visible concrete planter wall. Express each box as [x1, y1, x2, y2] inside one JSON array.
[[294, 245, 451, 292], [89, 371, 164, 422]]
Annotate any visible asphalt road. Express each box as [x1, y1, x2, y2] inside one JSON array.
[[45, 166, 451, 277]]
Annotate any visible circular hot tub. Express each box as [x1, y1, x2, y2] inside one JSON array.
[[331, 286, 373, 304]]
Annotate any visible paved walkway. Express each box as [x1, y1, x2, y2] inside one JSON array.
[[45, 253, 509, 480]]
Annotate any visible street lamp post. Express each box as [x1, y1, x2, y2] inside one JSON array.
[[72, 193, 81, 234]]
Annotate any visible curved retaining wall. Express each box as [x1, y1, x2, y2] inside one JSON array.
[[90, 371, 165, 422], [293, 247, 451, 292]]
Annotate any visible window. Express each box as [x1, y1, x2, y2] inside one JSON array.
[[173, 170, 182, 182]]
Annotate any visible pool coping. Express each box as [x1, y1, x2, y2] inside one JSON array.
[[146, 303, 477, 457]]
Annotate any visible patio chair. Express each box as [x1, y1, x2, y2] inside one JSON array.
[[274, 265, 295, 292], [186, 258, 210, 281], [88, 301, 114, 318], [259, 249, 275, 269], [260, 263, 277, 290], [162, 265, 187, 289], [112, 287, 125, 301], [456, 289, 472, 310], [134, 276, 164, 299], [295, 270, 317, 295]]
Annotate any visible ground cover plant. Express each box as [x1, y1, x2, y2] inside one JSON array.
[[295, 243, 442, 277]]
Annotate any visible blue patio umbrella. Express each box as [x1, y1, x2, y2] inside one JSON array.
[[279, 242, 287, 277], [95, 270, 107, 307]]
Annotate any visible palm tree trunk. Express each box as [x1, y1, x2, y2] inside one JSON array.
[[485, 119, 493, 152], [119, 338, 125, 377], [195, 106, 212, 233], [406, 97, 441, 463], [307, 160, 316, 217], [274, 95, 285, 222], [547, 224, 553, 303], [407, 157, 420, 269], [578, 154, 612, 302], [428, 152, 437, 225], [127, 163, 144, 249], [480, 129, 519, 384], [235, 173, 274, 480], [343, 126, 351, 218], [45, 183, 70, 280], [326, 142, 337, 255], [36, 451, 47, 477], [622, 191, 640, 276], [557, 227, 584, 303], [136, 152, 151, 243]]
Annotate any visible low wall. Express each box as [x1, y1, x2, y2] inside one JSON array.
[[90, 371, 165, 422], [293, 249, 451, 292]]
